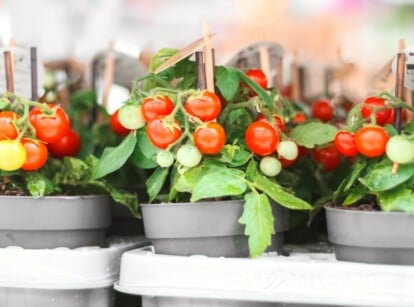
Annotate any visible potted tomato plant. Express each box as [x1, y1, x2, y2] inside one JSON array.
[[0, 91, 139, 249], [92, 49, 340, 258], [325, 93, 414, 265]]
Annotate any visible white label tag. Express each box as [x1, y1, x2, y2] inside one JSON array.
[[391, 47, 414, 90]]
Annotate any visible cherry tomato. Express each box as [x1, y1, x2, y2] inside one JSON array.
[[246, 69, 268, 89], [185, 91, 221, 121], [48, 129, 81, 158], [146, 118, 182, 149], [0, 140, 27, 171], [194, 122, 226, 155], [334, 131, 358, 157], [280, 85, 292, 98], [245, 121, 279, 156], [386, 108, 407, 125], [361, 97, 391, 125], [256, 114, 286, 132], [21, 138, 48, 171], [29, 104, 70, 144], [141, 95, 174, 122], [0, 111, 19, 140], [176, 144, 202, 167], [277, 140, 298, 160], [311, 99, 333, 123], [313, 143, 341, 172], [260, 156, 282, 177], [386, 135, 414, 164], [355, 126, 389, 158], [280, 156, 297, 168], [110, 109, 130, 136], [293, 112, 307, 124], [118, 104, 145, 129], [156, 151, 175, 168]]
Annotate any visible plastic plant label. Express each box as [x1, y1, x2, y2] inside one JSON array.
[[391, 47, 414, 90]]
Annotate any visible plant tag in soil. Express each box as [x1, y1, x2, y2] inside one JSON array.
[[391, 46, 414, 90]]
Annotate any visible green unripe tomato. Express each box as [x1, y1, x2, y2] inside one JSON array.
[[176, 144, 202, 168], [118, 104, 145, 129], [277, 140, 298, 160], [156, 151, 174, 168], [386, 135, 414, 164], [259, 156, 282, 177]]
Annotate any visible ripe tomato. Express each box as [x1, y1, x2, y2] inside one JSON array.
[[110, 109, 130, 136], [0, 140, 27, 171], [293, 112, 307, 124], [386, 108, 407, 125], [355, 126, 389, 158], [256, 114, 286, 132], [280, 157, 297, 168], [141, 95, 174, 122], [0, 111, 19, 140], [48, 129, 81, 158], [311, 99, 333, 123], [361, 96, 391, 125], [21, 138, 48, 171], [245, 121, 279, 156], [194, 122, 226, 155], [29, 104, 70, 144], [246, 69, 268, 89], [185, 91, 221, 121], [313, 143, 341, 172], [146, 118, 182, 149], [334, 131, 358, 157]]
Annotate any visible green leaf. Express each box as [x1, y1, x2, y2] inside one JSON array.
[[92, 132, 137, 179], [246, 159, 258, 181], [146, 167, 170, 202], [378, 186, 414, 214], [191, 168, 247, 201], [359, 160, 414, 192], [130, 130, 159, 169], [0, 98, 9, 109], [239, 192, 274, 257], [333, 157, 367, 201], [215, 66, 240, 101], [343, 184, 369, 206], [384, 124, 398, 137], [25, 172, 55, 197], [253, 173, 313, 210], [175, 161, 222, 192], [403, 121, 414, 135], [289, 122, 338, 149], [238, 71, 274, 108], [149, 48, 179, 72], [168, 166, 180, 201], [107, 185, 140, 218], [218, 145, 251, 167], [63, 157, 91, 181]]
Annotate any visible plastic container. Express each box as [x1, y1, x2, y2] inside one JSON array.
[[0, 236, 149, 307], [0, 195, 111, 249], [115, 247, 414, 307]]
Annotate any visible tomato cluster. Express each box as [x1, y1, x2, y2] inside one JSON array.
[[0, 105, 81, 172]]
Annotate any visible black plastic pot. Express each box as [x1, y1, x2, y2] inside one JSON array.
[[325, 205, 414, 265], [141, 200, 289, 257], [0, 195, 111, 249]]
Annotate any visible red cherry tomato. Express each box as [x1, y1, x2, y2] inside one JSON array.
[[245, 121, 279, 156], [246, 69, 268, 89], [29, 104, 70, 144], [311, 99, 333, 123], [146, 118, 182, 149], [184, 91, 221, 121], [355, 126, 389, 158], [21, 138, 48, 171], [256, 114, 286, 132], [280, 157, 297, 168], [313, 143, 341, 172], [293, 112, 307, 124], [141, 95, 174, 122], [194, 122, 226, 155], [0, 111, 19, 140], [361, 97, 391, 125], [110, 109, 130, 136], [334, 131, 358, 157], [48, 129, 82, 158]]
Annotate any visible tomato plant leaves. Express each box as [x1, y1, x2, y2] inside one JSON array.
[[289, 122, 338, 149], [378, 186, 414, 214], [130, 130, 159, 169], [146, 167, 169, 203], [25, 172, 55, 197], [343, 183, 369, 206], [215, 66, 240, 101], [253, 172, 313, 210], [238, 71, 274, 108], [239, 192, 274, 257], [92, 132, 137, 179]]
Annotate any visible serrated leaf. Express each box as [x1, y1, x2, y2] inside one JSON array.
[[359, 160, 414, 192], [238, 71, 274, 108], [254, 172, 312, 210], [215, 66, 240, 101], [191, 168, 247, 201], [92, 133, 137, 179], [146, 167, 169, 202], [239, 192, 274, 257], [63, 157, 90, 181], [130, 130, 159, 169], [378, 185, 414, 214], [289, 122, 338, 149], [25, 172, 55, 197], [175, 161, 222, 193], [343, 184, 369, 205], [107, 185, 140, 218]]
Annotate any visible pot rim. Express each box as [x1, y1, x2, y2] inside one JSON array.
[[324, 204, 414, 217], [0, 194, 110, 200], [140, 200, 244, 208]]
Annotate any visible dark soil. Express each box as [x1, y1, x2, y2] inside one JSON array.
[[326, 202, 381, 211], [0, 180, 26, 196]]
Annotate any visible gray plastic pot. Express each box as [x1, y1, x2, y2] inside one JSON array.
[[325, 205, 414, 265], [0, 195, 111, 249], [141, 200, 289, 257], [0, 287, 112, 307]]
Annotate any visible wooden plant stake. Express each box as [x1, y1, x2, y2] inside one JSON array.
[[391, 39, 406, 174], [102, 41, 115, 109], [195, 51, 206, 90], [258, 45, 270, 87], [291, 50, 301, 101], [30, 47, 38, 101], [4, 51, 14, 93], [275, 56, 283, 90], [203, 22, 215, 93]]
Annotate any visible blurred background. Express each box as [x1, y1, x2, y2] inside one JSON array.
[[1, 0, 414, 106]]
